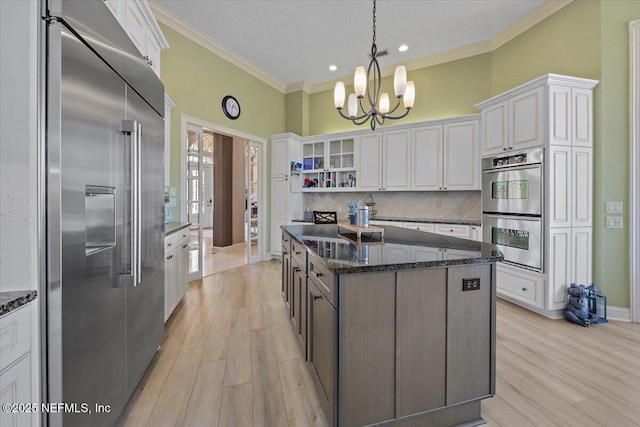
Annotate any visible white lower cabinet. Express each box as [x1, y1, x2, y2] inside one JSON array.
[[433, 224, 471, 239], [0, 304, 34, 427], [470, 225, 482, 242], [164, 230, 189, 321], [497, 263, 545, 308], [403, 222, 434, 233]]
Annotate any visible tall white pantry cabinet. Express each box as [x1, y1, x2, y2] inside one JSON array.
[[270, 134, 303, 255], [476, 74, 598, 318]]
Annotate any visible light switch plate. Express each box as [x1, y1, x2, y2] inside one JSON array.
[[606, 216, 623, 229], [170, 187, 177, 197], [168, 197, 177, 208], [606, 201, 623, 214]]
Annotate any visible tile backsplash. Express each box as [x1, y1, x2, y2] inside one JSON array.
[[303, 191, 481, 221]]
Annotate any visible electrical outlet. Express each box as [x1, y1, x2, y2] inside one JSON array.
[[606, 201, 623, 214], [606, 216, 623, 229], [462, 277, 480, 291], [168, 197, 177, 208]]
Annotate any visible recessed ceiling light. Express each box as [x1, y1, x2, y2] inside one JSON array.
[[399, 44, 409, 52], [329, 65, 337, 71]]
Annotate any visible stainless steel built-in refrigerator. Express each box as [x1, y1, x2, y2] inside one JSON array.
[[44, 0, 164, 425]]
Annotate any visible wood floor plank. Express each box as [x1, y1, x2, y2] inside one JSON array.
[[494, 376, 570, 427], [498, 370, 601, 427], [251, 328, 289, 427], [218, 383, 253, 427], [146, 347, 204, 427], [575, 399, 639, 427], [117, 334, 185, 427], [480, 394, 536, 427], [182, 360, 226, 427], [279, 358, 326, 427], [201, 304, 234, 363], [224, 330, 252, 386]]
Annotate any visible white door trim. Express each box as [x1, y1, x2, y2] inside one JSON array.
[[179, 114, 268, 263], [630, 19, 640, 323]]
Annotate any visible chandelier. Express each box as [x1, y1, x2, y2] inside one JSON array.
[[333, 0, 415, 131]]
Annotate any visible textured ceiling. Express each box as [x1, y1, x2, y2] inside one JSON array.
[[151, 0, 546, 86]]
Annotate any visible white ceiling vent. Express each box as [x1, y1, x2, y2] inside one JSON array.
[[368, 49, 390, 59]]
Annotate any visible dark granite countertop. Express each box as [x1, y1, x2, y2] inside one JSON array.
[[282, 224, 502, 274], [292, 217, 481, 226], [0, 290, 37, 316], [165, 222, 191, 236]]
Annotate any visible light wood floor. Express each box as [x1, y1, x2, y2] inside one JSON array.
[[117, 260, 640, 427]]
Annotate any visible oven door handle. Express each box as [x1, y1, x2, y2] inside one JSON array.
[[482, 163, 541, 174], [482, 213, 542, 221]]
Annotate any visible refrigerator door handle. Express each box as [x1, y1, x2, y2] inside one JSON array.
[[119, 119, 139, 288], [136, 122, 142, 285]]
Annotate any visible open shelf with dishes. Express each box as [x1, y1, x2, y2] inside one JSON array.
[[301, 137, 357, 192]]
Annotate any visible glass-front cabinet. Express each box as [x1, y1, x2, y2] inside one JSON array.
[[302, 138, 356, 191]]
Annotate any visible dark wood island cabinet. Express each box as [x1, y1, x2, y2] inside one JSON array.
[[281, 224, 503, 427]]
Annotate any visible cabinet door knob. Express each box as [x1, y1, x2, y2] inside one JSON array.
[[167, 243, 172, 247], [508, 147, 513, 150], [282, 250, 288, 255], [503, 147, 507, 151], [293, 267, 301, 272], [444, 187, 447, 190], [439, 187, 442, 190], [521, 287, 528, 292], [182, 244, 188, 249], [313, 295, 322, 301], [316, 272, 324, 278]]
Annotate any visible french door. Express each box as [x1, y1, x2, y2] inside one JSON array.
[[247, 140, 262, 264]]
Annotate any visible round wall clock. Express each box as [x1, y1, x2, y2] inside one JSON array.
[[222, 95, 241, 120]]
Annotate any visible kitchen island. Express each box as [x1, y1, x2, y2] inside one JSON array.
[[281, 224, 503, 427]]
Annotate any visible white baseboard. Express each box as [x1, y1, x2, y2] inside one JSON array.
[[211, 242, 245, 254], [607, 306, 631, 322]]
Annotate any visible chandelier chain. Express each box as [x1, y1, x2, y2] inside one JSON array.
[[372, 0, 376, 45]]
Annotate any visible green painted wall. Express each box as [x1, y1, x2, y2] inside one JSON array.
[[308, 53, 492, 135], [285, 90, 309, 136], [489, 0, 601, 94], [160, 23, 286, 220], [594, 0, 639, 308]]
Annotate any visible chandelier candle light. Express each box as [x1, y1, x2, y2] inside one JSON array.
[[333, 0, 415, 130]]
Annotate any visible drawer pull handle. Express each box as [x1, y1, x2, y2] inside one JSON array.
[[313, 295, 322, 301], [521, 287, 528, 292], [167, 243, 172, 247], [283, 250, 288, 255], [503, 147, 508, 151], [166, 255, 172, 260], [316, 272, 324, 278], [295, 251, 302, 255], [182, 244, 188, 249], [293, 267, 301, 272]]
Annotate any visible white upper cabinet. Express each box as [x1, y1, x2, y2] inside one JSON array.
[[481, 102, 508, 155], [357, 130, 410, 191], [356, 133, 383, 191], [479, 86, 543, 156], [412, 125, 442, 190], [443, 121, 479, 190], [382, 130, 411, 191], [509, 86, 544, 151], [104, 0, 169, 77], [572, 88, 593, 147], [412, 120, 479, 191]]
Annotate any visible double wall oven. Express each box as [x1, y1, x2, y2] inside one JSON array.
[[482, 148, 544, 272]]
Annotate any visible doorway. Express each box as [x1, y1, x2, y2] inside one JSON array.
[[180, 115, 267, 279]]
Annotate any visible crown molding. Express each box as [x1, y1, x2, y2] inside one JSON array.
[[489, 0, 573, 50], [151, 0, 573, 96], [149, 2, 286, 93], [285, 81, 311, 94]]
